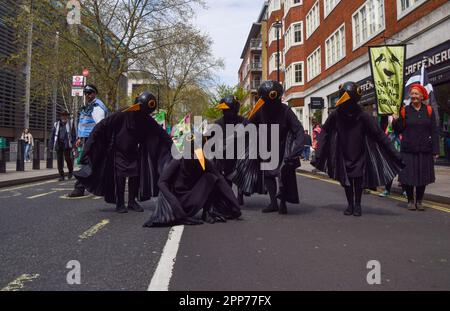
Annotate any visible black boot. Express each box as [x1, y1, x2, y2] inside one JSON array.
[[344, 205, 354, 216], [353, 204, 362, 217], [238, 190, 244, 206], [128, 200, 144, 212], [262, 203, 278, 213], [279, 200, 287, 214], [115, 204, 128, 213], [59, 175, 65, 181]]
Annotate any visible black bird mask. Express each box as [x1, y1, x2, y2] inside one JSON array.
[[335, 81, 363, 117], [124, 91, 157, 115], [248, 80, 284, 120], [216, 95, 241, 123]]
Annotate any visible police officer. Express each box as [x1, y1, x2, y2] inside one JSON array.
[[68, 84, 109, 197]]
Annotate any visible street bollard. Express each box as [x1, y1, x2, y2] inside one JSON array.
[[16, 140, 25, 171], [33, 140, 40, 170], [0, 147, 5, 173], [47, 147, 53, 169]]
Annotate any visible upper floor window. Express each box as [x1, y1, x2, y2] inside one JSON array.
[[397, 0, 427, 20], [306, 0, 320, 39], [268, 23, 282, 44], [352, 0, 385, 50], [285, 61, 305, 90], [269, 52, 284, 74], [284, 0, 303, 15], [325, 24, 345, 69], [285, 21, 303, 51], [307, 46, 321, 81], [324, 0, 341, 17], [268, 0, 281, 16]]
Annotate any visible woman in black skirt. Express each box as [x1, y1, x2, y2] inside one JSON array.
[[394, 84, 440, 211]]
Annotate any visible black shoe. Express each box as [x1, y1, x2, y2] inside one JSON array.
[[115, 204, 128, 213], [344, 205, 354, 216], [353, 204, 362, 217], [262, 204, 278, 213], [279, 201, 287, 214], [238, 192, 244, 206], [59, 176, 65, 181], [67, 190, 85, 198], [68, 173, 73, 180], [128, 200, 144, 212]]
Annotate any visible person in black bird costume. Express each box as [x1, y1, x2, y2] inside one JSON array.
[[74, 91, 173, 213], [214, 95, 248, 205], [232, 80, 305, 215], [311, 82, 404, 216], [143, 134, 242, 227]]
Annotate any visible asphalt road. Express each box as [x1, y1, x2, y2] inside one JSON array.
[[0, 173, 449, 291]]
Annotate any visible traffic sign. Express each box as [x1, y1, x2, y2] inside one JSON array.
[[71, 88, 84, 97], [72, 75, 85, 87]]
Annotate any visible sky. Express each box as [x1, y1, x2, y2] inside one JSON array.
[[193, 0, 264, 87]]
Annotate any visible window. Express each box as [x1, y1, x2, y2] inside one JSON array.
[[268, 23, 282, 44], [285, 61, 304, 89], [306, 1, 320, 39], [307, 47, 321, 81], [325, 24, 345, 68], [268, 0, 281, 15], [324, 0, 341, 17], [284, 0, 303, 15], [352, 0, 385, 49], [397, 0, 427, 19], [284, 22, 303, 51], [269, 52, 283, 74]]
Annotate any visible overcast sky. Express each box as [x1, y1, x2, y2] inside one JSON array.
[[193, 0, 264, 87]]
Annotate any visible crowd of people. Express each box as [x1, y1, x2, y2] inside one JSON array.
[[33, 78, 438, 226]]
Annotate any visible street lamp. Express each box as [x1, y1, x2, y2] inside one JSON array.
[[273, 19, 283, 83]]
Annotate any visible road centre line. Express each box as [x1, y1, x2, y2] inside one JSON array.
[[1, 274, 40, 291], [27, 191, 57, 199], [78, 219, 110, 241]]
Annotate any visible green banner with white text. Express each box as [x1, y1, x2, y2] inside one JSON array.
[[369, 45, 406, 115]]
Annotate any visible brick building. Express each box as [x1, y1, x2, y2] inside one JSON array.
[[241, 0, 450, 158]]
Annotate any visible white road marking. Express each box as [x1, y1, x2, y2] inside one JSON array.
[[78, 219, 110, 241], [148, 225, 184, 291], [27, 191, 57, 199], [59, 194, 94, 200], [0, 190, 22, 199], [0, 180, 58, 192], [1, 274, 40, 291]]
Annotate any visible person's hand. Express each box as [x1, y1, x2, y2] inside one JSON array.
[[392, 113, 399, 120], [75, 139, 81, 148], [434, 154, 440, 160]]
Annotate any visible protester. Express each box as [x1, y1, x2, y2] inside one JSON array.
[[312, 82, 404, 217], [74, 91, 173, 213], [50, 111, 76, 181], [393, 84, 439, 211]]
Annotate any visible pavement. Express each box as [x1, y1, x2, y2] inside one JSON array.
[[0, 174, 449, 291], [0, 160, 61, 188]]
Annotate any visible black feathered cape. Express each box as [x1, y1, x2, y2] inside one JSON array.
[[312, 110, 404, 188], [73, 111, 173, 203]]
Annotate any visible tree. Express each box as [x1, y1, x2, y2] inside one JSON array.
[[203, 84, 250, 120], [9, 0, 205, 112], [141, 23, 224, 124]]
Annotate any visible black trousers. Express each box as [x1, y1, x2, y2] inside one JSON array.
[[116, 176, 139, 206], [56, 147, 73, 177]]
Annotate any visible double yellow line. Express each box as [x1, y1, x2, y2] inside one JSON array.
[[297, 172, 450, 214]]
